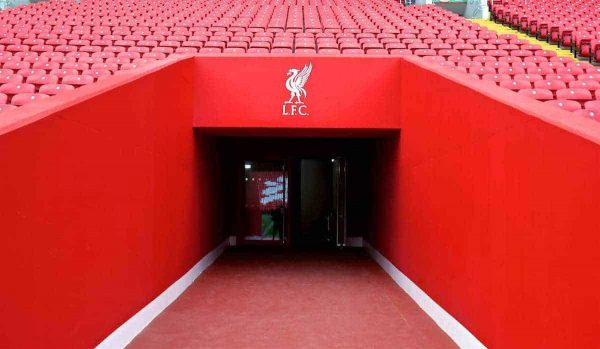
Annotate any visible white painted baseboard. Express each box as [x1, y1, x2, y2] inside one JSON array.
[[346, 236, 363, 247], [95, 237, 231, 349], [364, 241, 487, 349]]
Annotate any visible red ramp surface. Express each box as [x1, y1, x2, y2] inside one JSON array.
[[127, 248, 458, 349]]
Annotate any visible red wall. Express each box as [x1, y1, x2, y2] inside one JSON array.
[[194, 56, 402, 132], [2, 53, 600, 349], [0, 57, 223, 348], [370, 57, 600, 349]]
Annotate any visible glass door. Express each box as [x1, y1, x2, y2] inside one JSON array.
[[242, 160, 288, 244]]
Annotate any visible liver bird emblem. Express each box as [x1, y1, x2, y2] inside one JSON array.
[[285, 63, 312, 104]]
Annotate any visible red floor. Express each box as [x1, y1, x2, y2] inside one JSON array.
[[127, 247, 457, 349]]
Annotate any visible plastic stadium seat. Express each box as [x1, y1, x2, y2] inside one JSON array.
[[584, 101, 600, 112], [26, 74, 59, 85], [469, 66, 495, 75], [544, 100, 582, 112], [573, 109, 599, 119], [295, 49, 317, 54], [62, 75, 94, 86], [11, 93, 50, 106], [3, 61, 31, 70], [83, 69, 112, 79], [0, 74, 24, 84], [175, 48, 198, 54], [342, 48, 364, 55], [546, 74, 576, 84], [570, 80, 600, 90], [556, 89, 593, 102], [500, 79, 532, 91], [17, 68, 47, 78], [514, 74, 544, 83], [39, 84, 76, 95], [0, 83, 36, 94], [0, 93, 7, 105], [550, 57, 574, 64], [363, 48, 386, 55], [578, 74, 600, 82], [271, 48, 293, 54], [587, 67, 600, 74], [517, 89, 554, 101], [534, 80, 567, 91], [50, 69, 79, 79], [482, 74, 511, 84]]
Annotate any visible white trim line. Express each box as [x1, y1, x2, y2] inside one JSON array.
[[364, 241, 487, 349], [96, 237, 231, 349], [346, 236, 363, 247]]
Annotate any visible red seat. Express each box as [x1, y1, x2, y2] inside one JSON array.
[[534, 80, 567, 91], [0, 93, 7, 105], [271, 48, 293, 54], [578, 74, 600, 82], [482, 74, 511, 84], [50, 69, 79, 79], [0, 74, 24, 84], [569, 80, 600, 90], [0, 83, 36, 95], [82, 69, 112, 79], [469, 66, 496, 75], [62, 75, 94, 86], [26, 74, 59, 85], [556, 89, 593, 102], [499, 79, 532, 91], [546, 74, 576, 83], [11, 93, 50, 106], [517, 89, 554, 101], [17, 68, 47, 78], [584, 101, 600, 112], [39, 84, 76, 95], [514, 74, 544, 83], [544, 100, 582, 112], [174, 48, 198, 54], [339, 47, 362, 54], [573, 109, 599, 119]]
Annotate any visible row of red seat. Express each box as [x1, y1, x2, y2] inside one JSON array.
[[424, 54, 600, 116], [490, 0, 600, 63], [0, 0, 598, 121]]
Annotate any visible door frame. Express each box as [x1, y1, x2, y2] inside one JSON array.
[[237, 157, 292, 246]]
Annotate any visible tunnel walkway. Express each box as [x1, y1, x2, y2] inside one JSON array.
[[127, 247, 457, 349]]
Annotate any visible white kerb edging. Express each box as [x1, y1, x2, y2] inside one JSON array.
[[95, 237, 230, 349], [364, 241, 487, 349]]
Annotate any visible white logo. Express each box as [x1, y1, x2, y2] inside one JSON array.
[[282, 62, 312, 116]]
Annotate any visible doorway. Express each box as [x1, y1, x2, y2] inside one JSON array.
[[217, 137, 374, 249], [292, 158, 346, 247], [242, 159, 288, 244]]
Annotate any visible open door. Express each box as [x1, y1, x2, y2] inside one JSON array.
[[241, 160, 288, 245]]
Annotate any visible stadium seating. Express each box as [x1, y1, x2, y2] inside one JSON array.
[[0, 0, 598, 119], [490, 0, 600, 63]]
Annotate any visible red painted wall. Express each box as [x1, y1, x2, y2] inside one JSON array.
[[0, 57, 224, 348], [193, 56, 402, 131], [2, 53, 600, 349], [370, 57, 600, 349]]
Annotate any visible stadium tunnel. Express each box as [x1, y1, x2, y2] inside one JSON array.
[[2, 53, 600, 349]]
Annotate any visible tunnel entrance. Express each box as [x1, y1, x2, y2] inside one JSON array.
[[215, 137, 377, 248]]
